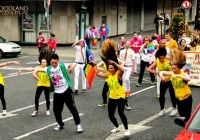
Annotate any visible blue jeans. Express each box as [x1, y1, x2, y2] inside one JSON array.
[[100, 36, 106, 47]]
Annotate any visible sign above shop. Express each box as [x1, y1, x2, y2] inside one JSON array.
[[0, 6, 28, 16]]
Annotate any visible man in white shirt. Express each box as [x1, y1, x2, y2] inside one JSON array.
[[33, 54, 83, 132], [120, 41, 135, 97], [72, 40, 87, 94]]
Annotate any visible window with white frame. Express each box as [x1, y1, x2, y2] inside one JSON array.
[[23, 14, 35, 30], [38, 14, 51, 31]]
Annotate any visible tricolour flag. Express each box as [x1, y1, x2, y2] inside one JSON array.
[[84, 42, 95, 89]]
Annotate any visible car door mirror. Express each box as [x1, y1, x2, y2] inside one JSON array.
[[174, 117, 186, 127]]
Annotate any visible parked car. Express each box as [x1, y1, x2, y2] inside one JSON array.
[[174, 104, 200, 140], [0, 36, 21, 57]]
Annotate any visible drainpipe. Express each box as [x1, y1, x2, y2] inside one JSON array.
[[117, 0, 119, 35]]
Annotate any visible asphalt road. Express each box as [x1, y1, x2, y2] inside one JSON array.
[[0, 46, 200, 140]]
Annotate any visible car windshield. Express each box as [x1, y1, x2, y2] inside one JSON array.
[[0, 36, 9, 43], [187, 108, 200, 133]]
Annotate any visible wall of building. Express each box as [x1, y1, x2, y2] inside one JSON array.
[[0, 1, 20, 41], [52, 2, 76, 44], [92, 0, 126, 36]]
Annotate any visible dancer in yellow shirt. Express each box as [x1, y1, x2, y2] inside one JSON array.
[[90, 39, 130, 138], [159, 49, 192, 122], [18, 59, 50, 116], [0, 61, 20, 115]]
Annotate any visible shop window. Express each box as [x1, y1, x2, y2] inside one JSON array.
[[38, 14, 51, 30], [23, 14, 35, 30]]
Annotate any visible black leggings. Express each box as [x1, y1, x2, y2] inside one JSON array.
[[138, 60, 155, 84], [177, 95, 193, 122], [35, 86, 50, 110], [159, 81, 176, 110], [0, 84, 6, 110], [102, 81, 109, 104], [108, 98, 128, 130]]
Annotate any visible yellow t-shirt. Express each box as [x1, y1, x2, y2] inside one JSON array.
[[171, 71, 191, 100], [37, 67, 50, 87], [156, 58, 171, 80], [107, 71, 125, 99], [0, 72, 4, 86], [166, 39, 178, 50]]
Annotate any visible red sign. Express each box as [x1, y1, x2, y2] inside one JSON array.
[[181, 0, 192, 10], [47, 0, 51, 7]]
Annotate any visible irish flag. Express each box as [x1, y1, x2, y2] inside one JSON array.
[[84, 42, 95, 89]]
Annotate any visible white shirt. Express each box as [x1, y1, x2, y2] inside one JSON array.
[[44, 63, 69, 94], [120, 48, 135, 66], [141, 48, 152, 62], [75, 45, 86, 63]]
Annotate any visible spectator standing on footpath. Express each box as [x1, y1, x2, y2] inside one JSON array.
[[130, 32, 143, 74], [164, 14, 170, 33], [84, 25, 93, 50], [99, 23, 109, 48], [36, 32, 46, 53], [33, 54, 83, 132], [46, 32, 57, 54], [91, 25, 98, 49]]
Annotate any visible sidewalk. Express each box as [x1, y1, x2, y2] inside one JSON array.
[[21, 29, 157, 57]]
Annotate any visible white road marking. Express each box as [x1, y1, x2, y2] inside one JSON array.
[[3, 72, 32, 78], [7, 73, 18, 76], [0, 113, 17, 119], [14, 113, 84, 140], [105, 125, 152, 140], [130, 86, 156, 96], [105, 107, 172, 140], [26, 61, 38, 64], [9, 99, 53, 114], [0, 56, 28, 61]]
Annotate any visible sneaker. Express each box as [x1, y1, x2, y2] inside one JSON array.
[[2, 110, 6, 116], [126, 104, 131, 110], [73, 90, 78, 95], [126, 91, 130, 97], [31, 110, 38, 116], [46, 110, 50, 116], [54, 125, 64, 131], [151, 81, 156, 85], [82, 89, 86, 93], [110, 127, 120, 133], [77, 124, 83, 133], [124, 129, 130, 137], [98, 103, 107, 107], [170, 108, 177, 117], [158, 109, 166, 116], [136, 83, 141, 87], [157, 95, 160, 99]]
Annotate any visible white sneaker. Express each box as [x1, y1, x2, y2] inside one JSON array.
[[77, 124, 83, 133], [54, 125, 64, 131], [126, 104, 131, 110], [31, 110, 38, 116], [170, 108, 177, 117], [110, 127, 120, 133], [46, 110, 50, 116], [158, 109, 166, 116], [2, 110, 6, 116], [124, 129, 130, 137]]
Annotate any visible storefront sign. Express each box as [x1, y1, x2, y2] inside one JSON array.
[[182, 51, 200, 86], [0, 6, 28, 16]]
